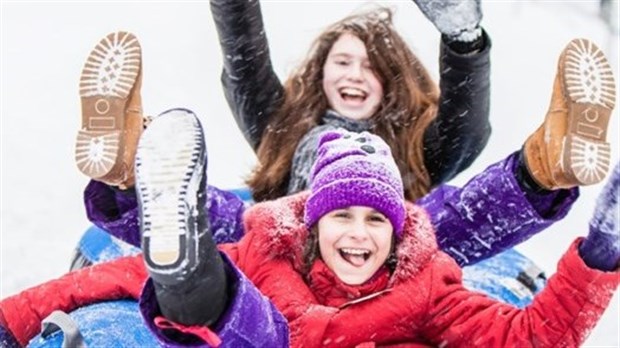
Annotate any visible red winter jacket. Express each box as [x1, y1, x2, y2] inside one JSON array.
[[0, 253, 147, 346], [219, 192, 619, 347], [1, 192, 618, 347]]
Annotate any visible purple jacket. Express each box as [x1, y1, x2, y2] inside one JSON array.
[[139, 255, 289, 347]]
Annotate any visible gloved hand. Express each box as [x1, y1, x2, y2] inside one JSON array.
[[411, 0, 482, 42], [579, 161, 620, 271]]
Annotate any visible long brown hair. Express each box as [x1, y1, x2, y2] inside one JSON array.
[[248, 6, 439, 202]]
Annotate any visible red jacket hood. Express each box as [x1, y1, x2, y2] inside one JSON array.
[[242, 191, 439, 286]]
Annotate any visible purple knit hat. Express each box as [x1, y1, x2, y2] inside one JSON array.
[[304, 129, 406, 237]]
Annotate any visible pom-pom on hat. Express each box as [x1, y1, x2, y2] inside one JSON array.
[[304, 129, 406, 237]]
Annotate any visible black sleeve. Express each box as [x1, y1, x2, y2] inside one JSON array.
[[423, 29, 492, 186], [210, 0, 284, 150]]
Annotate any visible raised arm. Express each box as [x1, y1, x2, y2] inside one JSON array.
[[423, 242, 618, 347], [423, 32, 492, 185], [210, 0, 284, 150], [411, 0, 492, 185], [426, 165, 620, 346]]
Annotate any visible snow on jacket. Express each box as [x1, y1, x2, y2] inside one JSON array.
[[208, 192, 618, 347], [1, 192, 613, 347], [210, 0, 492, 188]]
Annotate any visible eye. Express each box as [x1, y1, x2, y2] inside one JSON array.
[[334, 59, 350, 66], [368, 214, 387, 223], [332, 210, 351, 219]]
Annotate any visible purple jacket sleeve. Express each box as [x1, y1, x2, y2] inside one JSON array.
[[579, 161, 620, 271], [139, 253, 289, 347], [84, 182, 246, 247], [417, 152, 579, 266]]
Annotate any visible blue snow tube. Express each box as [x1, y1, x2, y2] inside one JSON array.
[[461, 248, 546, 308], [28, 300, 159, 347], [70, 224, 141, 269], [38, 188, 545, 347]]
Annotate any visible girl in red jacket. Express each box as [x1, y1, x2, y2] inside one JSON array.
[[3, 112, 617, 347], [137, 118, 619, 347]]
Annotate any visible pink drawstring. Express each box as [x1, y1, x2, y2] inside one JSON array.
[[155, 316, 222, 347]]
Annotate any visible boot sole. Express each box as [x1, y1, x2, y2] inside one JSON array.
[[562, 38, 616, 185], [75, 32, 141, 180], [137, 109, 205, 273]]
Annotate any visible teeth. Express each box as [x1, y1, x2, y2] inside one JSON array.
[[341, 248, 370, 256], [340, 87, 366, 97]]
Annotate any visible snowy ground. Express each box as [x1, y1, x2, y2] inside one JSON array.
[[2, 1, 619, 346]]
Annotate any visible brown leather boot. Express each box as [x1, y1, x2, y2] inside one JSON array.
[[75, 31, 144, 189], [524, 38, 616, 190]]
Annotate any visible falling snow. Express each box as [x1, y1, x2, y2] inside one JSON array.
[[2, 1, 618, 346]]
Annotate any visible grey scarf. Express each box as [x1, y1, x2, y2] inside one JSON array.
[[287, 110, 373, 194]]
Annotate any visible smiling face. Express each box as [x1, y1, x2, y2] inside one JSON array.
[[317, 206, 393, 285], [322, 33, 384, 121]]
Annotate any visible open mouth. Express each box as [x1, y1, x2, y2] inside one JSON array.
[[339, 247, 371, 267], [339, 87, 367, 103]]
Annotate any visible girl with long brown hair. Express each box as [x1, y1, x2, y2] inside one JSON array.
[[207, 0, 614, 266], [212, 1, 490, 201]]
